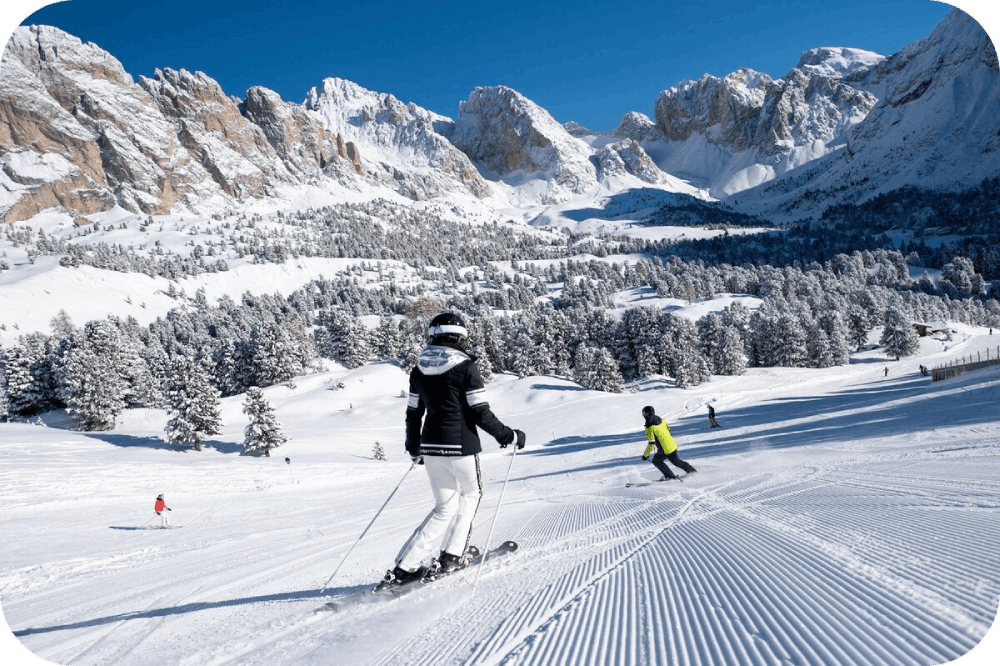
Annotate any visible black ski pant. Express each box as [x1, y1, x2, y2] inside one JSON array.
[[652, 450, 696, 478]]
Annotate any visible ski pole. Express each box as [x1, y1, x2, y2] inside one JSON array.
[[320, 461, 416, 594], [473, 445, 518, 594]]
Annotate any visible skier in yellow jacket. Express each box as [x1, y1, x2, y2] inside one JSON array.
[[641, 406, 697, 481]]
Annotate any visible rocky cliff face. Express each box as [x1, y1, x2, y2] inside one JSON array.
[[731, 8, 1000, 219], [303, 77, 491, 201], [0, 25, 366, 223], [596, 139, 667, 184], [449, 85, 599, 203], [240, 86, 361, 181], [650, 56, 880, 196], [2, 10, 996, 224]]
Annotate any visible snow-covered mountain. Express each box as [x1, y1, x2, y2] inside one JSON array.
[[639, 59, 879, 197], [302, 77, 491, 201], [0, 25, 368, 222], [730, 8, 1000, 219], [1, 9, 997, 225]]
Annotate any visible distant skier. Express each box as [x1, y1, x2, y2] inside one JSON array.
[[640, 406, 696, 481], [884, 366, 889, 377], [378, 312, 525, 590], [154, 493, 172, 528], [707, 404, 720, 428]]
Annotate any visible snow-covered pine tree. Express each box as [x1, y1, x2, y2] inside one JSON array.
[[533, 312, 569, 376], [464, 336, 494, 383], [49, 309, 74, 337], [622, 307, 660, 379], [473, 304, 505, 375], [55, 320, 128, 431], [772, 312, 808, 367], [673, 348, 711, 389], [940, 257, 975, 294], [116, 326, 160, 408], [372, 315, 402, 360], [213, 338, 243, 397], [817, 311, 852, 366], [510, 330, 537, 379], [807, 328, 835, 368], [589, 347, 624, 393], [0, 345, 8, 421], [574, 344, 623, 393], [165, 356, 222, 451], [316, 309, 370, 369], [667, 316, 709, 382], [3, 333, 60, 417], [696, 313, 723, 373], [2, 345, 39, 418], [245, 322, 314, 387], [880, 305, 920, 360], [241, 386, 286, 457], [715, 326, 747, 376], [846, 304, 872, 352]]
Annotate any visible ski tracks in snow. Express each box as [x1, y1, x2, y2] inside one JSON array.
[[296, 447, 1000, 666]]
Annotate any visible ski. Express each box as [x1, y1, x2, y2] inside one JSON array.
[[322, 541, 518, 612], [626, 477, 684, 488]]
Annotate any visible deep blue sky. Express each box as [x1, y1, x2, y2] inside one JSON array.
[[2, 1, 995, 130]]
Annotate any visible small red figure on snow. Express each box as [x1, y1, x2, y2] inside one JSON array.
[[154, 493, 172, 528]]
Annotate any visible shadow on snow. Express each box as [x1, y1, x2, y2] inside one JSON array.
[[86, 433, 242, 454], [12, 588, 336, 637]]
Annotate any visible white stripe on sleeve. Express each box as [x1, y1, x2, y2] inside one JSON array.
[[466, 388, 489, 407], [407, 392, 421, 409]]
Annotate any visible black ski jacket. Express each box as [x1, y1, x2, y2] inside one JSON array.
[[406, 343, 514, 457]]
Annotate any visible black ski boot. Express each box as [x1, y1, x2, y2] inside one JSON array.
[[374, 565, 424, 591], [423, 551, 468, 582]]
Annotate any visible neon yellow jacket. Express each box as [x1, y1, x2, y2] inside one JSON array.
[[643, 416, 677, 456]]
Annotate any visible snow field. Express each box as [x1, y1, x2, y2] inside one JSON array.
[[2, 333, 999, 665]]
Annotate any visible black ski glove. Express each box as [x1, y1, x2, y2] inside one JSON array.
[[514, 430, 526, 450], [167, 508, 172, 511], [410, 454, 424, 465], [642, 455, 649, 461]]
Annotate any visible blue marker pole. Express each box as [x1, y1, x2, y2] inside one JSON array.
[[285, 456, 295, 483]]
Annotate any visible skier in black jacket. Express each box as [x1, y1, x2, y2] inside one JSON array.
[[378, 312, 525, 589]]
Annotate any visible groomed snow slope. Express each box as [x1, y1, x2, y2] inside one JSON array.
[[1, 332, 999, 666]]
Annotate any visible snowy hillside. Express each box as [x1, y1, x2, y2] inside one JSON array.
[[1, 327, 999, 665]]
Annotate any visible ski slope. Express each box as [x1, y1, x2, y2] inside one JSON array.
[[1, 329, 999, 666]]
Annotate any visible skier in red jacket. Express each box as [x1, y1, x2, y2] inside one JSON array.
[[154, 494, 172, 528]]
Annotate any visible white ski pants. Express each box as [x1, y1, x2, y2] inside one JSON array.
[[396, 454, 482, 572]]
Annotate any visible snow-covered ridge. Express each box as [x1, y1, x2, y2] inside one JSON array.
[[731, 8, 1000, 220], [1, 9, 998, 224], [302, 77, 492, 200]]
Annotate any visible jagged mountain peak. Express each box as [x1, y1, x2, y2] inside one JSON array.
[[5, 24, 133, 88], [449, 84, 599, 202], [2, 10, 997, 225], [732, 7, 1000, 220], [795, 47, 886, 79], [303, 76, 491, 200]]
